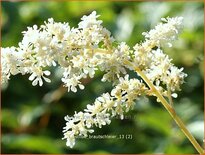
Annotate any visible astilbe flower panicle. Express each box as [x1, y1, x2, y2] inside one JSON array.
[[1, 11, 187, 148], [62, 75, 148, 148]]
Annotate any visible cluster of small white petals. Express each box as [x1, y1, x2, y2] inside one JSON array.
[[29, 69, 51, 86], [143, 49, 187, 92], [142, 17, 183, 47], [1, 11, 187, 148], [78, 11, 102, 29], [1, 47, 22, 83], [62, 75, 147, 148], [1, 11, 118, 89], [99, 42, 131, 83], [1, 13, 185, 92], [131, 17, 187, 97]]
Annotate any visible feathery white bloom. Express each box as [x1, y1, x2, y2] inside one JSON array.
[[1, 11, 115, 90], [142, 17, 183, 47], [78, 11, 102, 29], [100, 42, 131, 82], [143, 49, 187, 92], [1, 11, 187, 149], [166, 66, 187, 91], [62, 75, 148, 148], [1, 12, 185, 92], [1, 47, 21, 83], [22, 25, 39, 46], [43, 18, 70, 41]]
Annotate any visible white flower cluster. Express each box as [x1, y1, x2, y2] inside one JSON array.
[[1, 11, 187, 148], [131, 17, 187, 96], [62, 75, 147, 148], [1, 11, 131, 91], [132, 47, 187, 94], [142, 17, 183, 47]]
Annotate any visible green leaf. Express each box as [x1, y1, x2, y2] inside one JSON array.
[[2, 134, 63, 153]]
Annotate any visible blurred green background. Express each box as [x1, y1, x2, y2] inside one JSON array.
[[1, 1, 204, 154]]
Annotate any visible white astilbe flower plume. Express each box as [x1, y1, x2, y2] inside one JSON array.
[[1, 11, 187, 148], [62, 75, 148, 148], [142, 16, 183, 47]]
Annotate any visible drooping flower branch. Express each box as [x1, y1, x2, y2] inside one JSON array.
[[1, 11, 203, 154], [62, 75, 148, 148]]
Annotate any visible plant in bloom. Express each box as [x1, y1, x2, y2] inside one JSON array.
[[1, 11, 203, 154]]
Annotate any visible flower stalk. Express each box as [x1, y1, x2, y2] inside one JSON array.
[[135, 67, 204, 154]]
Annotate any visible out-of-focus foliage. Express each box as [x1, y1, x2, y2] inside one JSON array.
[[1, 1, 204, 154]]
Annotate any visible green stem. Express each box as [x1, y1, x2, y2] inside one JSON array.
[[167, 85, 174, 107], [135, 67, 204, 154], [99, 51, 204, 154]]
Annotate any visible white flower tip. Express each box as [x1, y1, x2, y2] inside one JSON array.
[[33, 25, 38, 29], [66, 140, 75, 148], [79, 84, 85, 90], [71, 86, 77, 93], [161, 18, 167, 22], [44, 70, 51, 76], [120, 115, 124, 120], [48, 18, 54, 23], [88, 129, 94, 133], [29, 73, 35, 81], [92, 11, 97, 15], [44, 77, 51, 83], [39, 80, 43, 86], [32, 79, 38, 86], [171, 93, 178, 98]]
